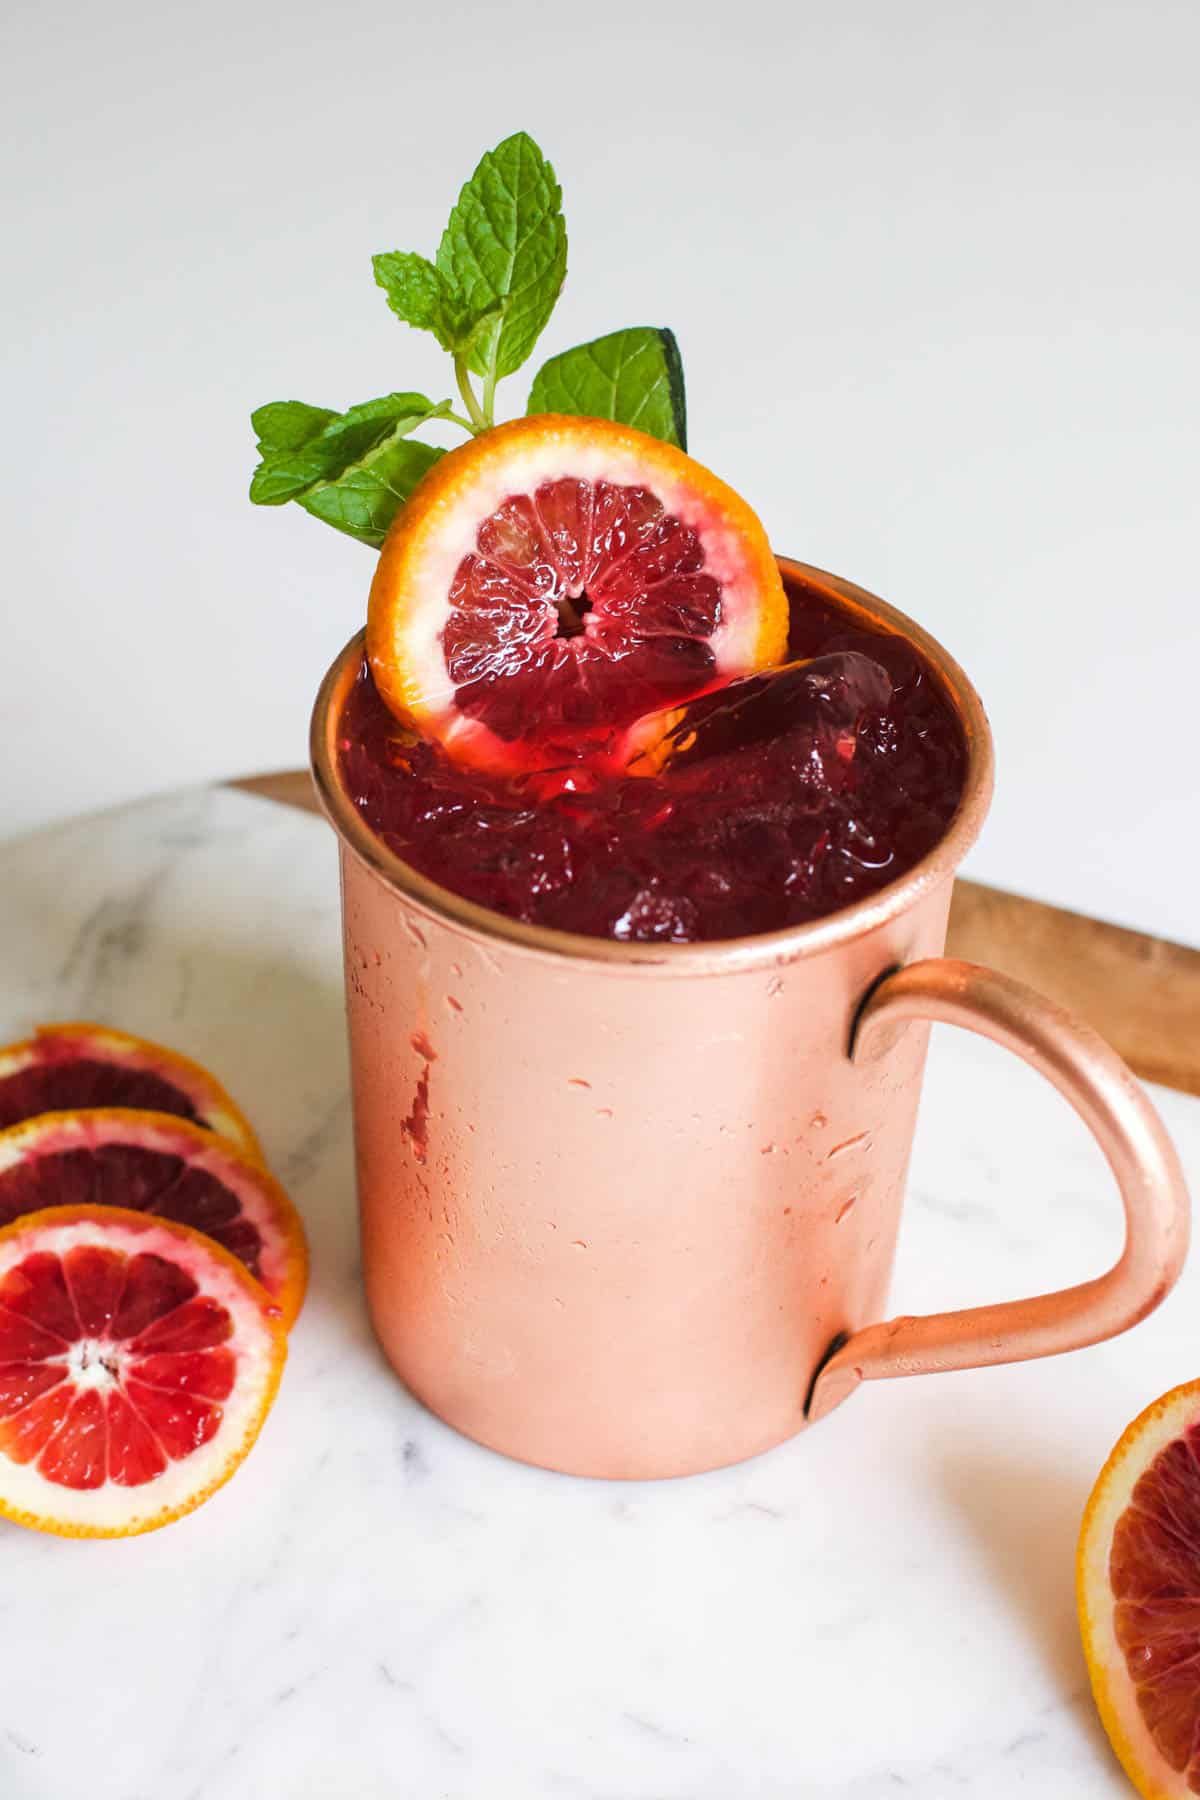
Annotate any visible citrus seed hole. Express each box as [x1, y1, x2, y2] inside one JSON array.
[[555, 594, 593, 639]]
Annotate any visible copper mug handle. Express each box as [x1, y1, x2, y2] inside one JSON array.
[[807, 959, 1191, 1424]]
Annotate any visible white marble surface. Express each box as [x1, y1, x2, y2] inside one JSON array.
[[0, 786, 1197, 1800]]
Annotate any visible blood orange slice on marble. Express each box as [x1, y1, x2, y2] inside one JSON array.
[[0, 1205, 285, 1537], [0, 1022, 262, 1161], [1079, 1379, 1200, 1797], [0, 1111, 307, 1329], [366, 413, 788, 771]]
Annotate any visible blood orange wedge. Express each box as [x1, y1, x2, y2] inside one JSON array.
[[1079, 1380, 1200, 1796], [366, 413, 788, 771], [0, 1205, 285, 1536], [0, 1112, 307, 1329], [0, 1022, 262, 1161]]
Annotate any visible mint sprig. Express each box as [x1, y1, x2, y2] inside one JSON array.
[[250, 131, 688, 547]]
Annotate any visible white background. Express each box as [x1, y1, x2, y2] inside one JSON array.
[[3, 0, 1197, 944]]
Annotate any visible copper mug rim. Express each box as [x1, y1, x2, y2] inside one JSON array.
[[310, 555, 995, 976]]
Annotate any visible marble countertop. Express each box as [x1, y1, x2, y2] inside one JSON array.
[[1, 787, 1197, 1800]]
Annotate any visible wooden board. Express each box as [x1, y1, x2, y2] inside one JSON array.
[[231, 769, 1200, 1098]]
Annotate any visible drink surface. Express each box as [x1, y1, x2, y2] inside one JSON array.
[[337, 572, 967, 943]]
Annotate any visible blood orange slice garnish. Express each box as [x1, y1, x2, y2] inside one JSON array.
[[366, 413, 788, 771], [0, 1111, 307, 1329], [0, 1205, 285, 1536], [1079, 1379, 1200, 1797], [0, 1022, 262, 1161]]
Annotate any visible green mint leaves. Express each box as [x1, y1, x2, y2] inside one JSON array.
[[374, 134, 566, 390], [249, 395, 447, 547], [371, 253, 498, 366], [250, 131, 688, 547], [372, 131, 566, 429], [371, 253, 451, 341], [436, 132, 567, 383], [527, 327, 687, 450]]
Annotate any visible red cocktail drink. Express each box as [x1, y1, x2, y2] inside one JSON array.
[[338, 565, 966, 942]]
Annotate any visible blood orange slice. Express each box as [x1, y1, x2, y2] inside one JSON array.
[[0, 1205, 285, 1536], [1079, 1379, 1200, 1796], [0, 1022, 262, 1161], [366, 413, 788, 770], [0, 1112, 307, 1329]]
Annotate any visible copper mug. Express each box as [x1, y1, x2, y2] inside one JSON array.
[[312, 559, 1189, 1479]]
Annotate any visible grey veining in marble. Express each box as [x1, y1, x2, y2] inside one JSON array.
[[0, 788, 1196, 1799]]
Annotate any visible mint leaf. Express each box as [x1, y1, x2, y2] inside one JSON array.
[[527, 326, 687, 449], [372, 252, 448, 338], [249, 392, 447, 544], [251, 400, 337, 455], [372, 250, 508, 373], [250, 392, 440, 503], [316, 393, 443, 463], [437, 131, 567, 381], [298, 437, 443, 546]]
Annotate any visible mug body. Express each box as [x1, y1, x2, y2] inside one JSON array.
[[315, 561, 993, 1478], [341, 853, 952, 1476]]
